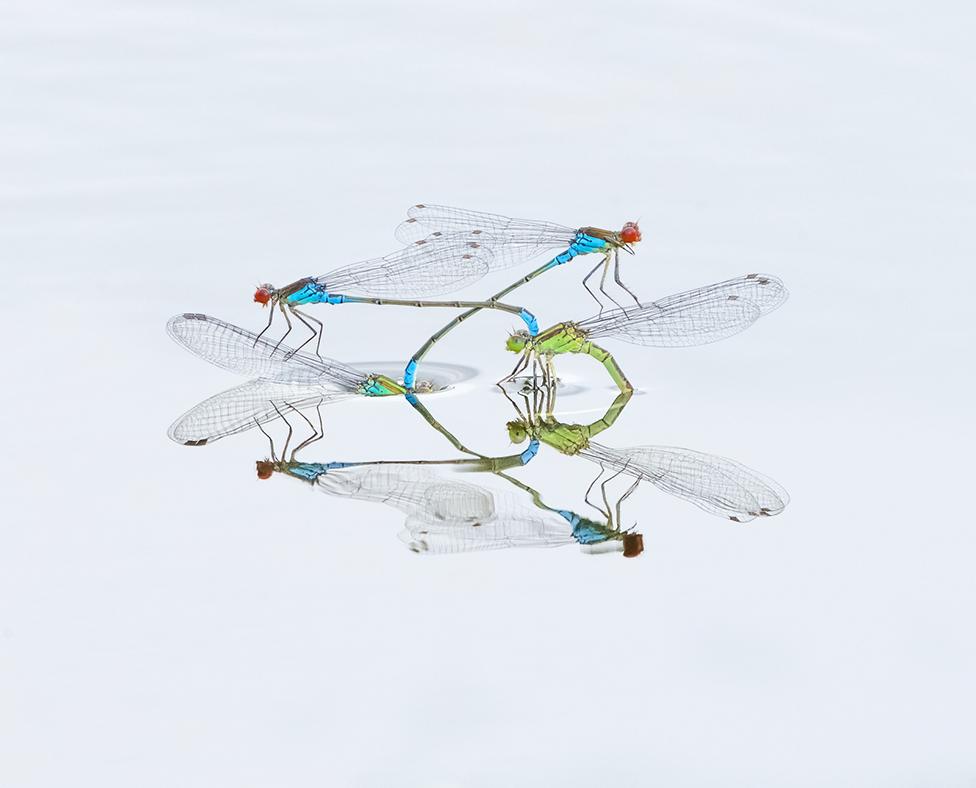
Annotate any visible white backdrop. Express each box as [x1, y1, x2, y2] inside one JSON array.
[[2, 1, 974, 786]]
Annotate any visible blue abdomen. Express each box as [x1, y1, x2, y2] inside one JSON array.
[[518, 308, 540, 336], [520, 439, 540, 465]]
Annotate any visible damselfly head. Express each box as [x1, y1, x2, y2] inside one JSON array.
[[619, 222, 642, 245], [505, 330, 530, 354], [253, 285, 276, 306], [622, 532, 644, 558], [506, 419, 529, 444], [256, 460, 275, 480]]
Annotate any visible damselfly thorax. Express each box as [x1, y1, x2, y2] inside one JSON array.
[[528, 322, 589, 356], [578, 225, 638, 250]]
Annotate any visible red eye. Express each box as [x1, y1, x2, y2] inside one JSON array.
[[256, 461, 274, 479], [254, 288, 272, 305], [620, 222, 642, 244]]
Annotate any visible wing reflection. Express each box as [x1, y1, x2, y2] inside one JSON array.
[[165, 313, 470, 445]]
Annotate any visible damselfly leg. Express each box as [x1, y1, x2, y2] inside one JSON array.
[[542, 368, 557, 414], [269, 401, 295, 457], [598, 253, 629, 314], [255, 399, 325, 462], [255, 417, 279, 462], [283, 308, 325, 361], [600, 464, 630, 522], [254, 402, 294, 461], [540, 354, 560, 392], [284, 400, 325, 457], [254, 302, 277, 346], [581, 254, 610, 313], [499, 348, 531, 386], [270, 304, 294, 357], [613, 247, 642, 307], [583, 463, 610, 519], [615, 476, 641, 532]]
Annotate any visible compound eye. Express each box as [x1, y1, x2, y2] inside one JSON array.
[[620, 223, 642, 244]]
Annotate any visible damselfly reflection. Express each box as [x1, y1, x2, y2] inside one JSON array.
[[250, 385, 787, 556], [256, 402, 643, 557], [418, 384, 788, 524]]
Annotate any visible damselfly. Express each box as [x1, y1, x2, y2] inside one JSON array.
[[396, 205, 643, 388], [253, 231, 539, 358], [167, 313, 404, 445], [505, 273, 788, 391]]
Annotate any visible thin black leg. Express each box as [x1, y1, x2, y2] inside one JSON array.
[[581, 256, 606, 312], [614, 248, 642, 307]]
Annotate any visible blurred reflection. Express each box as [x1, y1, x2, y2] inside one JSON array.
[[254, 402, 643, 557], [488, 384, 788, 522]]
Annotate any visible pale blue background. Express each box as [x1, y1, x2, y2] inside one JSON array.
[[2, 1, 974, 786]]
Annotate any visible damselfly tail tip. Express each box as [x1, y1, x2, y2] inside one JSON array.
[[256, 460, 274, 479]]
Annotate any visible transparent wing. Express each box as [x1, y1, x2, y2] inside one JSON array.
[[316, 464, 497, 523], [394, 204, 578, 268], [580, 296, 762, 347], [321, 231, 492, 298], [400, 493, 576, 554], [167, 313, 366, 387], [653, 273, 788, 315], [586, 443, 789, 522], [167, 380, 354, 445], [579, 274, 788, 347]]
